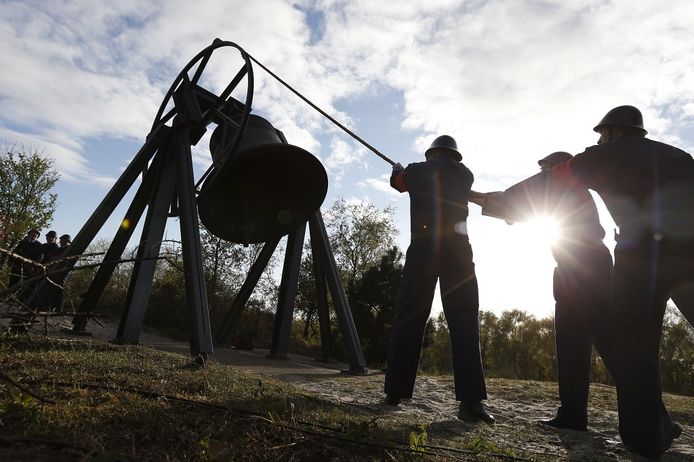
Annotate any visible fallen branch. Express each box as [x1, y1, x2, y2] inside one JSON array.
[[0, 370, 54, 404]]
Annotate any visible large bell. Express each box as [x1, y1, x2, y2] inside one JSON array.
[[198, 114, 328, 244]]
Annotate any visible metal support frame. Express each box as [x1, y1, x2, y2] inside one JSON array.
[[72, 150, 164, 331], [65, 119, 215, 357], [174, 127, 214, 355], [215, 210, 368, 374], [117, 137, 179, 344], [309, 212, 367, 373], [214, 237, 281, 343], [268, 223, 306, 359], [25, 39, 367, 370], [310, 227, 333, 361]]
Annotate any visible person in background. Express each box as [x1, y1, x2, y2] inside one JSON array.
[[8, 228, 42, 296], [469, 151, 614, 431], [48, 234, 73, 313], [41, 230, 59, 264], [56, 234, 71, 258], [385, 135, 493, 424]]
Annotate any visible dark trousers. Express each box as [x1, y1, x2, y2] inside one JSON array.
[[611, 241, 694, 456], [8, 264, 23, 290], [553, 246, 614, 424], [384, 235, 487, 402]]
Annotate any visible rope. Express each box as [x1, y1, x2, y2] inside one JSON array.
[[246, 53, 397, 166]]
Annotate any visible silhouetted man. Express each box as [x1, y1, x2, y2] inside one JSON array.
[[41, 230, 59, 263], [8, 228, 42, 295], [469, 151, 614, 431], [551, 105, 690, 459], [385, 135, 493, 424]]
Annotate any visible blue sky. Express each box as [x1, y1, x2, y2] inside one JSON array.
[[2, 0, 694, 318]]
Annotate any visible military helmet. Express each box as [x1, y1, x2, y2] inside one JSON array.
[[425, 135, 462, 162], [59, 234, 71, 242], [593, 105, 647, 134], [46, 230, 57, 238], [537, 151, 573, 167]]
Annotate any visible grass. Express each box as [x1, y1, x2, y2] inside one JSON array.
[[1, 333, 692, 461], [0, 334, 481, 461]]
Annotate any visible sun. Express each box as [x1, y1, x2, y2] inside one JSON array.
[[469, 213, 562, 319], [516, 215, 561, 247]]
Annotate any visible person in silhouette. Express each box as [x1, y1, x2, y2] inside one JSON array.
[[385, 135, 493, 424], [41, 230, 59, 263], [548, 105, 689, 459], [8, 228, 42, 297], [469, 151, 614, 431]]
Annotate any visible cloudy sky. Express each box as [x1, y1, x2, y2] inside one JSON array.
[[2, 0, 694, 318]]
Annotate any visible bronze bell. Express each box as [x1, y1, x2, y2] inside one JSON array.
[[197, 114, 328, 244]]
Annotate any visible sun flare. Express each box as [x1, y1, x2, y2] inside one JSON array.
[[517, 215, 561, 247]]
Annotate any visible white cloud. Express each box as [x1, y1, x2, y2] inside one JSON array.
[[324, 136, 364, 170], [4, 0, 694, 189], [358, 174, 400, 196], [0, 0, 327, 184], [5, 0, 694, 315]]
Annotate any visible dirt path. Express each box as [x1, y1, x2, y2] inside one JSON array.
[[52, 318, 693, 461]]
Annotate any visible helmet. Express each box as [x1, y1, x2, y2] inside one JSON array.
[[59, 234, 71, 242], [425, 135, 462, 162], [46, 230, 57, 238], [593, 105, 647, 134], [537, 151, 573, 167]]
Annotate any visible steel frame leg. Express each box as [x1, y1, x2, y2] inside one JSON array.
[[73, 150, 164, 331], [310, 229, 333, 361], [268, 223, 307, 359], [309, 211, 367, 373], [175, 130, 214, 356], [117, 142, 179, 343]]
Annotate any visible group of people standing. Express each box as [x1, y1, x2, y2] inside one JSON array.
[[6, 228, 72, 312], [385, 105, 693, 460]]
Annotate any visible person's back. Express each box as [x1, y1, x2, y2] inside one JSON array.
[[15, 235, 43, 262], [403, 157, 473, 238], [471, 151, 614, 430], [385, 135, 492, 424], [569, 136, 694, 245], [551, 105, 692, 458], [497, 170, 607, 267]]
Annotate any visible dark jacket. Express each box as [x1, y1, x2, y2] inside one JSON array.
[[391, 157, 473, 238], [554, 137, 694, 246], [13, 238, 43, 263], [41, 242, 60, 263], [482, 171, 606, 265]]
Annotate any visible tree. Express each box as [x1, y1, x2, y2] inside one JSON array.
[[295, 247, 320, 340], [322, 197, 398, 287], [347, 246, 403, 367], [0, 144, 60, 250], [62, 238, 134, 314], [196, 226, 280, 344], [199, 226, 251, 296], [294, 198, 399, 344], [419, 313, 453, 374], [660, 304, 694, 396]]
